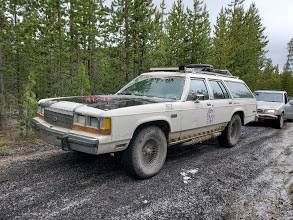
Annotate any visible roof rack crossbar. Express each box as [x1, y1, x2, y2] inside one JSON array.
[[149, 67, 179, 72]]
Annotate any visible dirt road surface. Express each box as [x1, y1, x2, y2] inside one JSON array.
[[0, 123, 293, 219]]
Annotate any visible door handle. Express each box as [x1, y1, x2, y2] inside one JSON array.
[[207, 103, 212, 106], [229, 101, 232, 104]]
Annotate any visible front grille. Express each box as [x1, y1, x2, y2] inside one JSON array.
[[44, 109, 73, 129], [257, 109, 264, 114]]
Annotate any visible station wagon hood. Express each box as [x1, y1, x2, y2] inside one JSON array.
[[40, 95, 168, 112], [257, 101, 284, 110]]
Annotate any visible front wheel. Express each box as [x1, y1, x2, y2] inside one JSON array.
[[218, 114, 242, 148], [121, 126, 167, 179], [275, 113, 284, 129]]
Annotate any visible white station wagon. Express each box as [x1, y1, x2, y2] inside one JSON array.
[[33, 64, 257, 178]]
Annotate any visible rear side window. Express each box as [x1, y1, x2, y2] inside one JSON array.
[[225, 81, 254, 98], [209, 80, 230, 99]]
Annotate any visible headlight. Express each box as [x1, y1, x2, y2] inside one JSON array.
[[75, 114, 86, 125], [265, 109, 276, 114], [37, 106, 45, 117], [73, 115, 111, 135]]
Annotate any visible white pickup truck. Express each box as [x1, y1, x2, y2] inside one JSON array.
[[33, 64, 257, 178]]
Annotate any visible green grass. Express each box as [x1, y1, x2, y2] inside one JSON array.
[[0, 146, 10, 156], [0, 138, 12, 156]]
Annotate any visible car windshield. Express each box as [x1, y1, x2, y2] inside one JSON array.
[[116, 76, 185, 100], [255, 92, 283, 103]]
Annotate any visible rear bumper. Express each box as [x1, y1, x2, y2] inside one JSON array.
[[32, 117, 99, 155], [257, 113, 278, 120]]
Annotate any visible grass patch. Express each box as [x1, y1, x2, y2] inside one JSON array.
[[0, 138, 12, 156], [0, 145, 10, 156]]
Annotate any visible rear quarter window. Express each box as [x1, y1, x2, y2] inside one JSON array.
[[224, 81, 254, 98]]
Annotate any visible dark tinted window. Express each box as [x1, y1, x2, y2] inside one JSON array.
[[209, 81, 229, 99], [225, 81, 254, 98], [188, 79, 209, 100]]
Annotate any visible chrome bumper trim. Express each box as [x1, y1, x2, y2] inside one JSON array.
[[32, 118, 99, 154], [257, 114, 278, 120]]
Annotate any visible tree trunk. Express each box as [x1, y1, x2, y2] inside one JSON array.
[[124, 0, 130, 83], [0, 43, 5, 128]]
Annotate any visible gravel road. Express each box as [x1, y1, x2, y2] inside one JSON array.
[[0, 123, 293, 219]]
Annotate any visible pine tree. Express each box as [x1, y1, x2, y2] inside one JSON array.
[[20, 71, 38, 135], [111, 0, 132, 83], [212, 0, 268, 91], [0, 0, 6, 120], [282, 64, 293, 95], [186, 0, 211, 64], [166, 0, 188, 66], [212, 8, 230, 69], [240, 3, 268, 90], [130, 0, 155, 77], [72, 64, 91, 96], [148, 0, 169, 67], [258, 59, 281, 90]]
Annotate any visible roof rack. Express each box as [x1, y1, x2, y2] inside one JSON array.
[[150, 64, 239, 79], [185, 64, 214, 71], [149, 67, 179, 72]]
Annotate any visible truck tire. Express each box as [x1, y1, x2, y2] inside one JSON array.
[[275, 113, 284, 129], [121, 126, 167, 179], [218, 114, 242, 148]]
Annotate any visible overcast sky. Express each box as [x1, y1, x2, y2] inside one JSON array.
[[153, 0, 293, 69]]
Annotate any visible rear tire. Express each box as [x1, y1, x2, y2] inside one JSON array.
[[218, 114, 242, 148], [121, 126, 167, 179]]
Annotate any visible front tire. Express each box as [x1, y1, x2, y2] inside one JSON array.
[[275, 113, 284, 129], [218, 114, 242, 148], [121, 126, 167, 179]]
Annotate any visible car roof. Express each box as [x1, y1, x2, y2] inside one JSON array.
[[141, 71, 243, 82], [255, 90, 286, 94]]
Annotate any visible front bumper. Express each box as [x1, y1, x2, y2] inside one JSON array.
[[32, 117, 99, 155], [257, 113, 278, 120]]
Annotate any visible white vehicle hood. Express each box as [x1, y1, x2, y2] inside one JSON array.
[[257, 101, 284, 110]]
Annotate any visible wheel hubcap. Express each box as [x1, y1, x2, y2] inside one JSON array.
[[142, 139, 159, 166]]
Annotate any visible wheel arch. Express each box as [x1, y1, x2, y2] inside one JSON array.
[[133, 120, 171, 140], [232, 110, 245, 125]]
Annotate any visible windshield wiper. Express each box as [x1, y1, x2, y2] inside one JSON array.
[[117, 92, 133, 95]]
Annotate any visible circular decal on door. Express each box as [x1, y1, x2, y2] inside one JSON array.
[[207, 107, 215, 124]]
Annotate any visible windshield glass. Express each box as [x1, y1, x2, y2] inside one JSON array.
[[255, 92, 283, 103], [117, 76, 185, 100]]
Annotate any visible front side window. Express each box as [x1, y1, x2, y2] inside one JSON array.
[[116, 76, 185, 100], [209, 80, 230, 99], [225, 81, 254, 98], [187, 79, 209, 100]]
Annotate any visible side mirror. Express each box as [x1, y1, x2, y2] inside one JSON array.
[[289, 100, 293, 106], [189, 92, 205, 102]]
